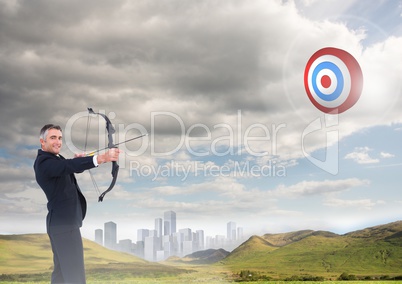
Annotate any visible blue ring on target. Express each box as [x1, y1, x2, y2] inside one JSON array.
[[311, 61, 344, 102], [304, 47, 363, 114]]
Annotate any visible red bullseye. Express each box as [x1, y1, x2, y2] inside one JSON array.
[[321, 75, 331, 88], [304, 47, 363, 114]]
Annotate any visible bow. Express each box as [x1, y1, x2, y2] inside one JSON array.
[[86, 107, 119, 202]]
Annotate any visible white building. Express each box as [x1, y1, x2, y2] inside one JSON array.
[[104, 221, 117, 249]]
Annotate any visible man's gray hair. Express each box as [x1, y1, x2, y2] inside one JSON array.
[[40, 124, 62, 140]]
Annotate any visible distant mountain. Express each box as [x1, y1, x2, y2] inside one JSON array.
[[345, 221, 402, 240], [262, 229, 338, 247], [221, 221, 402, 279], [226, 235, 276, 262], [167, 248, 230, 264]]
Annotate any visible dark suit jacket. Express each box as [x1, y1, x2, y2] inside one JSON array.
[[34, 149, 95, 234]]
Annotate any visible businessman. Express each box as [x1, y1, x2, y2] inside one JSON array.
[[34, 124, 120, 283]]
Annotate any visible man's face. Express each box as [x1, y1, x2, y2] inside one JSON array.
[[40, 128, 62, 155]]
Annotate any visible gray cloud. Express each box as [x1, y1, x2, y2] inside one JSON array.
[[270, 178, 370, 198], [0, 0, 401, 237]]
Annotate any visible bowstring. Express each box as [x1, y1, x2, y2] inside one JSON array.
[[84, 112, 101, 198]]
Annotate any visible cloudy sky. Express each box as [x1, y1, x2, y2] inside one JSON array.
[[1, 0, 402, 242]]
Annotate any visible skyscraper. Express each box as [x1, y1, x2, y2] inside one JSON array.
[[136, 229, 149, 258], [95, 229, 103, 246], [164, 210, 176, 235], [137, 229, 150, 242], [227, 221, 236, 241], [155, 218, 163, 238], [118, 239, 133, 254], [104, 221, 117, 249], [195, 230, 205, 250], [144, 236, 158, 261], [237, 227, 244, 241]]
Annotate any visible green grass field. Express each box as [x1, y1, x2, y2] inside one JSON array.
[[1, 280, 402, 284], [1, 221, 401, 283], [0, 234, 194, 282], [219, 222, 402, 280]]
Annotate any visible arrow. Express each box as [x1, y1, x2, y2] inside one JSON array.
[[86, 133, 148, 156]]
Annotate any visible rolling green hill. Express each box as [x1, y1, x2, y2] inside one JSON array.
[[1, 221, 402, 282], [0, 234, 188, 279], [220, 221, 402, 279], [167, 248, 230, 264]]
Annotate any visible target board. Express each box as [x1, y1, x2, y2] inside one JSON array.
[[304, 47, 363, 114]]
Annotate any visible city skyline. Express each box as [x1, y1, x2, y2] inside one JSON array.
[[94, 210, 245, 261]]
